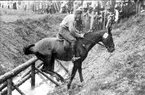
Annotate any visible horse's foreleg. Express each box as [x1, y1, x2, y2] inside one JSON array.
[[67, 65, 77, 89], [78, 63, 84, 82]]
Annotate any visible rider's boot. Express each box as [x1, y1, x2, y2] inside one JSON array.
[[71, 41, 80, 62]]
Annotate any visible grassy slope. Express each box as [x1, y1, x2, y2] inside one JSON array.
[[78, 13, 145, 95], [49, 13, 145, 95], [0, 8, 66, 75]]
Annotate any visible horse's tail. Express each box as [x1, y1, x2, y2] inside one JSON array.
[[23, 44, 35, 55]]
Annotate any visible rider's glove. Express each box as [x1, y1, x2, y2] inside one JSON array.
[[80, 33, 84, 38]]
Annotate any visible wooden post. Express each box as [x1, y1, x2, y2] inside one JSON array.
[[127, 0, 131, 17], [0, 63, 42, 93], [31, 62, 35, 89], [1, 72, 32, 95], [22, 63, 43, 79], [138, 0, 141, 13], [7, 79, 12, 95], [0, 57, 38, 84], [0, 82, 7, 91], [135, 0, 140, 14], [97, 0, 99, 14]]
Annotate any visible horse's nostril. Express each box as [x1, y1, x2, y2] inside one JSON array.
[[112, 48, 115, 52]]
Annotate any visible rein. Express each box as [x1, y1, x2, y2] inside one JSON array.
[[83, 37, 105, 47], [81, 32, 105, 47], [74, 17, 106, 47]]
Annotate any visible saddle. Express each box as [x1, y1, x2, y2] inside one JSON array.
[[57, 34, 85, 52], [57, 34, 71, 51]]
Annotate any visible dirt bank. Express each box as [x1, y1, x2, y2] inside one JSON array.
[[0, 8, 66, 75], [48, 13, 145, 95]]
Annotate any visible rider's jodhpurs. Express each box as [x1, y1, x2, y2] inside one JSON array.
[[59, 27, 77, 55]]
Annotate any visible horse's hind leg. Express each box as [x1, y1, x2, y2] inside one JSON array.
[[40, 54, 54, 75], [35, 52, 54, 72], [42, 55, 64, 82], [47, 54, 55, 71]]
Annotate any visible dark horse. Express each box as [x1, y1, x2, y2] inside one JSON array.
[[23, 26, 115, 89]]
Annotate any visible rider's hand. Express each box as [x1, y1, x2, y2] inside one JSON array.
[[88, 29, 93, 32], [80, 33, 84, 38]]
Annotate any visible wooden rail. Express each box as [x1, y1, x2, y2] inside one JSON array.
[[0, 56, 66, 95], [0, 57, 38, 95], [0, 57, 38, 84]]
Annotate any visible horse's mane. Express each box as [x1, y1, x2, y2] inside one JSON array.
[[84, 29, 107, 38]]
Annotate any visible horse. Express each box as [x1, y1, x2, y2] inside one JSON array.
[[23, 25, 115, 89]]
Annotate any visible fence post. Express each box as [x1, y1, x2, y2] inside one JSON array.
[[31, 62, 35, 89], [7, 78, 12, 95]]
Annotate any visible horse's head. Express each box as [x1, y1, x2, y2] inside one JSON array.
[[101, 27, 115, 53], [83, 13, 115, 53]]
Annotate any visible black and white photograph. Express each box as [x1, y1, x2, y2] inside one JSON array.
[[0, 0, 145, 95]]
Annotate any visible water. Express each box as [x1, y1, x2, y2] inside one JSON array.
[[13, 74, 55, 95], [12, 61, 73, 95]]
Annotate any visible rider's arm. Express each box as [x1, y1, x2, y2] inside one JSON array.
[[60, 18, 67, 27], [60, 15, 72, 28], [69, 23, 84, 38]]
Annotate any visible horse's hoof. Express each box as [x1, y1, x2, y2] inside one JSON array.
[[40, 68, 46, 72], [78, 82, 83, 88], [64, 78, 70, 82], [54, 74, 64, 83], [63, 80, 68, 84], [67, 84, 71, 89], [55, 77, 60, 81]]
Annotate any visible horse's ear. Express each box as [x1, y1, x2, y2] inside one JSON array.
[[107, 27, 112, 35]]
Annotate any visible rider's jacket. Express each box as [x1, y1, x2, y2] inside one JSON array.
[[60, 14, 83, 34], [60, 14, 75, 31]]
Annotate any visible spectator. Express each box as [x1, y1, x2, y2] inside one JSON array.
[[114, 4, 120, 23], [73, 1, 81, 12]]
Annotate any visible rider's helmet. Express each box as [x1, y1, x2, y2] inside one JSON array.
[[74, 9, 82, 15]]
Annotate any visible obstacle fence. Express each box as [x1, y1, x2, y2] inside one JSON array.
[[0, 57, 67, 95]]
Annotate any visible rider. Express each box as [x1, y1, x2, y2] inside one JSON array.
[[58, 9, 84, 61]]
